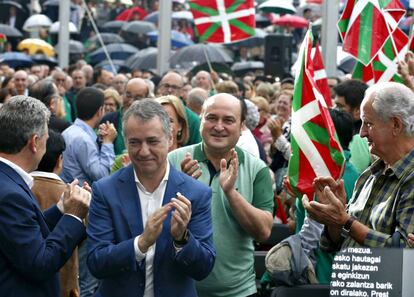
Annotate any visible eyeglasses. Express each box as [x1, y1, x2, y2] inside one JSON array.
[[159, 83, 182, 91], [125, 92, 145, 101]]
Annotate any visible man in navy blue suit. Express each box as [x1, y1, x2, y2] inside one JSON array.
[[0, 95, 90, 297], [87, 99, 216, 297]]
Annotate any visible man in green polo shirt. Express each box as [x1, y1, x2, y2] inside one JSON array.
[[168, 93, 274, 297]]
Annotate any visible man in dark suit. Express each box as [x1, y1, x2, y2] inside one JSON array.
[[0, 95, 90, 297], [87, 99, 215, 297]]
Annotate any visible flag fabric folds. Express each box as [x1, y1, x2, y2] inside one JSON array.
[[338, 0, 405, 65], [311, 44, 333, 107], [189, 0, 256, 43], [288, 30, 345, 199]]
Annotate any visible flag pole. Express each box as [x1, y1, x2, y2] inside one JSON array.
[[81, 0, 117, 74], [201, 44, 217, 92]]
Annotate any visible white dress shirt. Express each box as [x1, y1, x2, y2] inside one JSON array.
[[133, 162, 170, 297], [0, 157, 33, 188]]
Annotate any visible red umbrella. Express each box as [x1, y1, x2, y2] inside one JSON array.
[[116, 7, 147, 21], [272, 15, 309, 28]]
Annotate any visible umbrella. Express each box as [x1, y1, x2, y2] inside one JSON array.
[[86, 33, 125, 51], [190, 62, 233, 76], [259, 0, 296, 14], [125, 47, 161, 71], [169, 44, 233, 70], [143, 11, 194, 24], [296, 3, 322, 17], [49, 21, 78, 34], [229, 28, 267, 47], [23, 14, 52, 32], [0, 52, 33, 68], [255, 13, 271, 27], [55, 40, 84, 54], [338, 56, 356, 74], [116, 7, 147, 21], [96, 59, 129, 73], [147, 30, 193, 49], [172, 11, 194, 22], [17, 38, 55, 57], [272, 15, 309, 28], [0, 24, 22, 37], [120, 21, 156, 35], [89, 43, 139, 64], [101, 20, 126, 33], [0, 0, 23, 10], [231, 61, 264, 76], [32, 54, 58, 67]]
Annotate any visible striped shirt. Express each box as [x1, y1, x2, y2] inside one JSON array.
[[321, 149, 414, 252]]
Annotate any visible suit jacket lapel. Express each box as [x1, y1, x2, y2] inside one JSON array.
[[117, 165, 144, 237]]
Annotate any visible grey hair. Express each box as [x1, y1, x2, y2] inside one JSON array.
[[123, 98, 171, 138], [0, 95, 50, 154], [365, 82, 414, 136]]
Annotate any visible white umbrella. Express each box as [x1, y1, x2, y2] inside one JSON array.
[[104, 0, 133, 5], [49, 21, 78, 34], [259, 0, 296, 14], [23, 14, 52, 32], [172, 11, 194, 22]]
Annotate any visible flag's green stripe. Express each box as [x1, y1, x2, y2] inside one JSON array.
[[378, 0, 393, 8], [382, 38, 394, 58], [352, 62, 363, 80], [288, 137, 300, 188], [331, 148, 345, 165], [372, 60, 387, 71], [199, 22, 221, 42], [189, 3, 218, 16], [303, 122, 329, 146], [226, 0, 245, 13], [229, 19, 255, 36], [338, 19, 349, 34], [358, 3, 374, 64], [292, 63, 304, 111], [392, 75, 403, 83]]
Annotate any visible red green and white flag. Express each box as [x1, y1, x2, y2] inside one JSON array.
[[288, 30, 345, 199], [371, 27, 409, 83], [189, 0, 255, 43], [338, 0, 405, 65], [352, 61, 375, 85], [311, 44, 333, 107], [0, 33, 6, 43], [352, 27, 409, 84]]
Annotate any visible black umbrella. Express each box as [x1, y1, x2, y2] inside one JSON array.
[[255, 13, 271, 27], [228, 28, 267, 48], [0, 52, 33, 68], [31, 54, 58, 68], [190, 62, 233, 76], [169, 44, 233, 70], [338, 56, 356, 74], [120, 21, 156, 35], [231, 61, 264, 76], [89, 43, 139, 64], [0, 24, 22, 37], [55, 40, 84, 54], [101, 20, 126, 33], [86, 33, 125, 52], [96, 59, 130, 73], [124, 47, 160, 70]]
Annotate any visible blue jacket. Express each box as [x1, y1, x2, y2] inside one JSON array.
[[87, 164, 215, 297], [0, 161, 86, 297]]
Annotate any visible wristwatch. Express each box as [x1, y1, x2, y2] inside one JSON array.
[[174, 229, 189, 246], [341, 216, 356, 238]]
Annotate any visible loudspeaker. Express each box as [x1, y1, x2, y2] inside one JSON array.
[[264, 34, 292, 78]]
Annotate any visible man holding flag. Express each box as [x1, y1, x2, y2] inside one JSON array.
[[304, 82, 414, 250]]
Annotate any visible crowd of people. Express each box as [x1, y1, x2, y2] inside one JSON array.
[[1, 1, 414, 297]]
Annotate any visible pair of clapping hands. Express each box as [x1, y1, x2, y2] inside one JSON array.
[[98, 121, 117, 144], [57, 179, 91, 221]]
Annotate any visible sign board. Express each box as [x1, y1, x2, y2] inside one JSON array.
[[330, 248, 414, 297]]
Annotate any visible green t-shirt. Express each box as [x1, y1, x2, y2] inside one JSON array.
[[349, 134, 371, 174], [168, 143, 274, 297]]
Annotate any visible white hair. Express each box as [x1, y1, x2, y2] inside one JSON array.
[[364, 82, 414, 136]]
